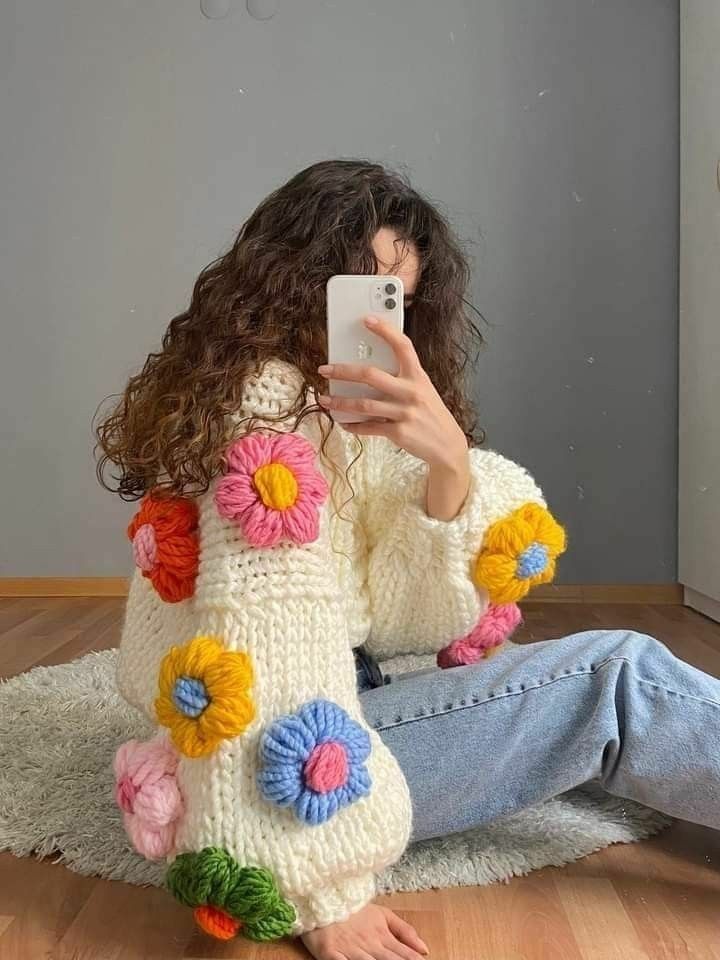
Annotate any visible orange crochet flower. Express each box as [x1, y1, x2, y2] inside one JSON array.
[[127, 494, 199, 603], [474, 502, 567, 604]]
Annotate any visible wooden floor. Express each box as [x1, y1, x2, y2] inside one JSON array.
[[1, 598, 720, 960]]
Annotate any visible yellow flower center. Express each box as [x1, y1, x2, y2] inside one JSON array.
[[253, 462, 299, 510]]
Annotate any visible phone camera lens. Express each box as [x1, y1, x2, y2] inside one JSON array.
[[384, 283, 397, 295], [384, 298, 397, 310]]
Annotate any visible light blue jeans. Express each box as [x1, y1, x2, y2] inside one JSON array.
[[357, 630, 720, 842]]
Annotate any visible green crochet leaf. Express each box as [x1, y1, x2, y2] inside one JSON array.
[[165, 847, 240, 908], [243, 898, 296, 941], [223, 865, 281, 921], [165, 847, 296, 941]]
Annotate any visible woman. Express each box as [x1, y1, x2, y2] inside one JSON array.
[[97, 160, 720, 960]]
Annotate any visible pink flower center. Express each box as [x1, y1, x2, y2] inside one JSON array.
[[132, 523, 158, 572], [116, 775, 139, 813], [303, 741, 349, 793]]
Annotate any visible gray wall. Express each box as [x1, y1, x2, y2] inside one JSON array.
[[0, 0, 678, 582]]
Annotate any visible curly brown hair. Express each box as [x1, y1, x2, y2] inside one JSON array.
[[94, 159, 485, 501]]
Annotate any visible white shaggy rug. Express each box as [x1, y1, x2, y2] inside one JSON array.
[[0, 650, 671, 893]]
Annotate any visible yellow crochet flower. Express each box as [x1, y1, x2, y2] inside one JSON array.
[[474, 502, 567, 605], [155, 635, 255, 759]]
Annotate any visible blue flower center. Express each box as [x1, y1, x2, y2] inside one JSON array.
[[516, 541, 549, 579], [172, 675, 210, 718]]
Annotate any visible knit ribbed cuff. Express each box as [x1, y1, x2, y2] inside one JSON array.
[[289, 872, 377, 934]]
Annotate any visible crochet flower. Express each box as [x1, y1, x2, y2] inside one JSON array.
[[113, 734, 183, 859], [214, 433, 329, 547], [257, 699, 372, 825], [166, 847, 296, 942], [437, 603, 522, 668], [127, 494, 199, 603], [155, 635, 255, 758], [474, 502, 567, 604]]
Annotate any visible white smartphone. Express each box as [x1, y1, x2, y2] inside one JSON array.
[[325, 274, 404, 423]]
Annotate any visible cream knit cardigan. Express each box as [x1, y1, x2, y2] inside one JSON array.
[[116, 359, 551, 936]]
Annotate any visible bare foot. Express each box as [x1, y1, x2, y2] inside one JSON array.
[[300, 902, 429, 959]]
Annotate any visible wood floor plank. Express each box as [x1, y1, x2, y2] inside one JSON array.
[[57, 875, 194, 960], [608, 825, 720, 960], [33, 602, 122, 669], [0, 628, 80, 679], [444, 880, 585, 960], [0, 854, 97, 960], [0, 600, 46, 634], [610, 860, 718, 959], [0, 600, 121, 678], [544, 821, 720, 958], [554, 877, 648, 960]]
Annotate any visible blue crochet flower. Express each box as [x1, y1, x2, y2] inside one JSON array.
[[257, 699, 372, 826]]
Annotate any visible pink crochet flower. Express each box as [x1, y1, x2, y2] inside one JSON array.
[[437, 603, 522, 668], [214, 433, 329, 547], [113, 734, 183, 859]]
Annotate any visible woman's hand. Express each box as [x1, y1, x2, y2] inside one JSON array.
[[300, 902, 429, 960], [317, 315, 466, 468], [317, 316, 470, 520]]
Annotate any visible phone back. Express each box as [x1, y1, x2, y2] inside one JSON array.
[[326, 275, 404, 422]]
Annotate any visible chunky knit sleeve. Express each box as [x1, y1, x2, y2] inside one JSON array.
[[361, 438, 566, 661], [113, 361, 412, 943]]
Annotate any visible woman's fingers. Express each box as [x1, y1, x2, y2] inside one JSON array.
[[363, 315, 420, 375], [318, 394, 402, 421], [382, 941, 426, 960], [377, 948, 418, 960], [337, 420, 394, 439], [384, 911, 429, 956], [318, 361, 412, 400]]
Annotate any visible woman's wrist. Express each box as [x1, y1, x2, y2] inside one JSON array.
[[425, 448, 471, 521]]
